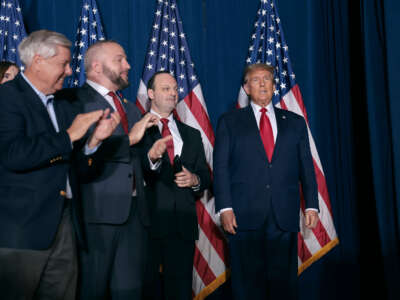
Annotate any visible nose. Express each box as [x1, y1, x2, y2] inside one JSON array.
[[124, 59, 131, 70], [65, 64, 72, 76]]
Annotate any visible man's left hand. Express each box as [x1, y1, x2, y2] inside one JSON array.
[[88, 109, 120, 148], [305, 210, 319, 229], [175, 166, 199, 188]]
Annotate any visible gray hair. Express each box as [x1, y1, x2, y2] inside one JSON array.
[[18, 30, 71, 66], [84, 40, 118, 73]]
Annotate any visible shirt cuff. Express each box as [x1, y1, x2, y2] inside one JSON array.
[[305, 208, 318, 212], [84, 142, 101, 155], [148, 153, 162, 170]]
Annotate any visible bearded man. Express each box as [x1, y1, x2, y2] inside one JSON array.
[[63, 40, 158, 300]]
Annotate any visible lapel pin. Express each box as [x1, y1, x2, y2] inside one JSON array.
[[123, 98, 128, 103], [282, 115, 286, 119]]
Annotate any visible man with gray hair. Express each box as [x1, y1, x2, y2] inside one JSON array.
[[0, 30, 119, 299]]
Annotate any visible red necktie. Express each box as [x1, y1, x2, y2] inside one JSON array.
[[108, 91, 129, 134], [160, 118, 174, 164], [259, 107, 275, 162]]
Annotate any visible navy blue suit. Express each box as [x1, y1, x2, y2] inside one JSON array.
[[0, 74, 88, 299], [58, 83, 150, 300], [0, 74, 85, 250], [214, 105, 318, 300]]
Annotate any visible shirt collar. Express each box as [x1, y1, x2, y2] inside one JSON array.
[[150, 109, 174, 122], [21, 72, 54, 105], [86, 79, 112, 98], [250, 100, 274, 114]]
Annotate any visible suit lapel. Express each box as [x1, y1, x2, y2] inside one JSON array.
[[242, 106, 269, 161], [16, 75, 57, 133], [175, 120, 189, 161], [271, 107, 288, 162]]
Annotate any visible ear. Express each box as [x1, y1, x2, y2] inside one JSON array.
[[92, 60, 102, 74], [147, 89, 154, 100]]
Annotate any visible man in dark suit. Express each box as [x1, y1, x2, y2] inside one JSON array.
[[141, 71, 210, 300], [70, 40, 158, 300], [0, 30, 118, 300], [213, 63, 320, 300]]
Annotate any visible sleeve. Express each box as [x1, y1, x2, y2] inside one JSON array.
[[298, 118, 319, 210], [213, 116, 233, 211]]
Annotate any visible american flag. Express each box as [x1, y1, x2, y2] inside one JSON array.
[[237, 0, 338, 274], [0, 0, 26, 67], [68, 0, 105, 87], [136, 0, 228, 299]]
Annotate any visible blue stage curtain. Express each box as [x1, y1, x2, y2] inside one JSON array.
[[16, 1, 400, 299]]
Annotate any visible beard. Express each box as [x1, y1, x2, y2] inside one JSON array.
[[103, 64, 130, 90]]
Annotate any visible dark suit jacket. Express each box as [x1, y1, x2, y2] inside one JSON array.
[[62, 83, 149, 227], [140, 120, 210, 241], [0, 74, 87, 250], [213, 105, 318, 232]]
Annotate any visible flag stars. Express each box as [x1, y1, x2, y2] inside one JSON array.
[[84, 4, 90, 10], [15, 20, 19, 26], [77, 54, 83, 61], [179, 60, 185, 66], [246, 57, 251, 63], [268, 37, 274, 44], [153, 24, 159, 30], [16, 6, 20, 12], [82, 16, 88, 23], [283, 57, 288, 63], [151, 37, 157, 43], [276, 42, 281, 49], [147, 64, 153, 70], [12, 34, 17, 40], [92, 8, 97, 14], [169, 44, 175, 50], [160, 53, 167, 60], [280, 83, 286, 89], [164, 14, 169, 20], [171, 4, 176, 9], [149, 50, 155, 56], [269, 25, 274, 31], [274, 89, 279, 96], [180, 46, 185, 52], [180, 33, 185, 39], [171, 18, 176, 23], [191, 75, 196, 81], [80, 29, 87, 35], [290, 73, 296, 79], [267, 49, 273, 56], [163, 27, 169, 33], [156, 10, 161, 16], [162, 40, 168, 46], [79, 41, 85, 48], [170, 31, 176, 37], [91, 34, 97, 40], [7, 2, 12, 8], [169, 57, 174, 63], [92, 21, 97, 27], [179, 74, 185, 80], [76, 67, 80, 73]]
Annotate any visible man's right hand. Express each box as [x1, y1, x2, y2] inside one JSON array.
[[220, 210, 238, 234], [129, 113, 159, 145], [67, 110, 104, 142], [148, 135, 173, 163]]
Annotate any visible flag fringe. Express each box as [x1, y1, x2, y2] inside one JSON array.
[[193, 270, 231, 300], [298, 237, 339, 275]]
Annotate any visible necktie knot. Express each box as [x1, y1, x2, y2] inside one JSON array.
[[260, 107, 268, 114], [160, 118, 169, 126]]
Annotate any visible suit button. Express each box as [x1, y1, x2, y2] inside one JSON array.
[[266, 185, 270, 189]]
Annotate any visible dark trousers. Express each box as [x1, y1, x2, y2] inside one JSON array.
[[0, 203, 78, 300], [228, 212, 298, 300], [144, 235, 195, 300], [78, 196, 148, 300]]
